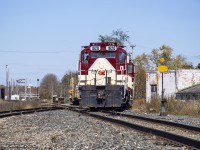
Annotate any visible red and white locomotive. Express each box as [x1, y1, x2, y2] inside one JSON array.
[[77, 42, 135, 108]]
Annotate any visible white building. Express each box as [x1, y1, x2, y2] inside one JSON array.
[[146, 69, 200, 102]]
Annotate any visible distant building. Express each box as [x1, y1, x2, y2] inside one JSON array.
[[0, 85, 5, 100], [146, 69, 200, 102], [176, 85, 200, 100], [11, 95, 20, 100]]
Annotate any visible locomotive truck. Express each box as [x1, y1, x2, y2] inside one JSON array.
[[76, 42, 135, 108]]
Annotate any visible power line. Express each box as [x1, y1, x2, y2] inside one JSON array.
[[0, 50, 79, 53]]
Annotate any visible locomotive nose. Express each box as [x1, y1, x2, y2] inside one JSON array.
[[99, 60, 104, 69]]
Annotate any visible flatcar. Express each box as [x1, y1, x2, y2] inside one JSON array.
[[77, 42, 135, 108]]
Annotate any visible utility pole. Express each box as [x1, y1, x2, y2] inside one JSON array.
[[130, 45, 136, 101], [6, 65, 9, 100], [37, 79, 39, 99]]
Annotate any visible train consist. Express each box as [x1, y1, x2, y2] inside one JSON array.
[[75, 42, 135, 108]]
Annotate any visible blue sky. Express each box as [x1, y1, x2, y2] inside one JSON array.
[[0, 0, 200, 86]]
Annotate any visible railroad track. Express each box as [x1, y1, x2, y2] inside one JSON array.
[[102, 110, 200, 132], [60, 104, 200, 150], [0, 106, 61, 118], [1, 104, 200, 149]]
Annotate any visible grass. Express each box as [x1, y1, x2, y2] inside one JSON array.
[[132, 97, 200, 116], [167, 97, 200, 116], [0, 99, 41, 112]]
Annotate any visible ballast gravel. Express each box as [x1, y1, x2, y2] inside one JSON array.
[[0, 110, 188, 149]]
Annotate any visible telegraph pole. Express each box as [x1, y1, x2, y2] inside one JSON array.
[[25, 79, 27, 100], [37, 79, 39, 99], [6, 65, 9, 100], [130, 45, 136, 101]]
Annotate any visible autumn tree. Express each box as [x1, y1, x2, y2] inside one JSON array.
[[40, 74, 60, 99], [134, 53, 150, 99], [149, 45, 193, 69], [149, 44, 173, 68], [61, 71, 78, 98], [134, 44, 193, 99], [168, 55, 193, 69]]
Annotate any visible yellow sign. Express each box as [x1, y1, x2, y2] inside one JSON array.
[[160, 57, 165, 63], [157, 65, 168, 72]]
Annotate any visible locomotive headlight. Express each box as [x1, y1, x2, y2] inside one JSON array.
[[111, 80, 116, 85], [86, 80, 91, 85]]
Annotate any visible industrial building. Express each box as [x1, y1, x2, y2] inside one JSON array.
[[146, 69, 200, 102]]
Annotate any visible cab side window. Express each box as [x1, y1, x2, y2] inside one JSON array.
[[82, 52, 89, 63], [118, 52, 125, 63], [127, 64, 133, 74]]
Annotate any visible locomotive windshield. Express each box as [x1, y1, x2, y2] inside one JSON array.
[[91, 52, 115, 58]]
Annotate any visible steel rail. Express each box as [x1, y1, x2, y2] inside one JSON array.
[[0, 107, 52, 114], [88, 112, 200, 150], [61, 105, 200, 149], [0, 107, 60, 118], [102, 110, 200, 132]]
